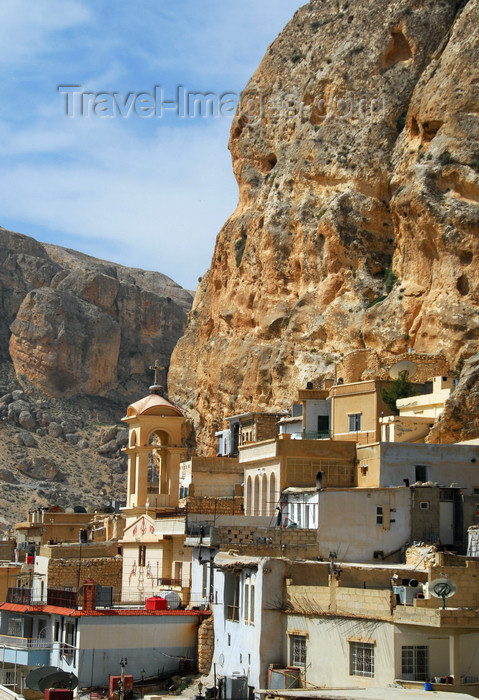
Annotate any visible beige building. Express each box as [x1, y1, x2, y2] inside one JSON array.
[[282, 552, 479, 695], [123, 392, 186, 514], [121, 386, 254, 605], [241, 438, 356, 516], [381, 375, 455, 443], [330, 379, 397, 444], [179, 456, 242, 499], [15, 507, 95, 547]]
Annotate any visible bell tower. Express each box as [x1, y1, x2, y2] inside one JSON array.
[[122, 363, 186, 517]]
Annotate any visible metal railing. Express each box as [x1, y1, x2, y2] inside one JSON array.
[[0, 634, 51, 649], [7, 587, 78, 608], [157, 578, 182, 587]]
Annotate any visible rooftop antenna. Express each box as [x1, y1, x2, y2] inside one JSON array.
[[149, 360, 165, 395], [389, 359, 418, 380], [429, 577, 457, 610]]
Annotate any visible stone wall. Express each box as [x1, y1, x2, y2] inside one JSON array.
[[47, 556, 123, 592], [183, 496, 244, 515], [41, 540, 120, 559], [197, 614, 214, 674], [336, 350, 450, 384], [215, 525, 318, 559]]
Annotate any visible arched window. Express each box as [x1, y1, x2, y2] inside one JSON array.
[[269, 472, 276, 516], [246, 476, 253, 516], [253, 476, 260, 517], [261, 473, 268, 516]]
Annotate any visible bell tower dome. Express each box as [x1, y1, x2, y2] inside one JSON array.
[[122, 362, 185, 516]]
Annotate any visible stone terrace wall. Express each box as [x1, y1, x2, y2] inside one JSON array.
[[48, 556, 122, 592], [197, 614, 214, 674], [182, 496, 244, 515], [214, 525, 318, 559]]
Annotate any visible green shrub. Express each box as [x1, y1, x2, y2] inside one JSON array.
[[368, 296, 386, 308], [384, 268, 397, 294], [381, 371, 417, 414], [439, 151, 453, 166], [235, 237, 247, 267]]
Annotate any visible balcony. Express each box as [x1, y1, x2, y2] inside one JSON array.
[[7, 586, 78, 608], [157, 578, 182, 587], [0, 635, 51, 666]]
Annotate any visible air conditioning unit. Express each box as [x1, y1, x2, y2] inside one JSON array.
[[225, 675, 248, 700]]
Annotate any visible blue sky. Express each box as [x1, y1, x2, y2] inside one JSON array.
[[0, 0, 304, 290]]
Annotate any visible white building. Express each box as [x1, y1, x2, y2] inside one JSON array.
[[212, 554, 287, 692]]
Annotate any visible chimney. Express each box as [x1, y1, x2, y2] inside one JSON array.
[[82, 577, 97, 611]]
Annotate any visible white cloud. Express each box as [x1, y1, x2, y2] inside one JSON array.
[[0, 0, 305, 289]]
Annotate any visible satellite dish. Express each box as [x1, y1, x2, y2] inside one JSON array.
[[38, 671, 78, 692], [27, 668, 77, 692], [429, 577, 457, 609], [26, 667, 62, 691], [389, 359, 417, 379]]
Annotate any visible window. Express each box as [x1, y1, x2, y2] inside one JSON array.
[[243, 577, 255, 625], [415, 465, 427, 482], [7, 618, 23, 637], [420, 501, 430, 510], [174, 561, 183, 585], [225, 573, 240, 622], [138, 544, 146, 567], [350, 642, 374, 677], [317, 415, 330, 434], [348, 414, 362, 432], [202, 562, 208, 599], [401, 645, 428, 681], [376, 506, 383, 525], [290, 635, 306, 667]]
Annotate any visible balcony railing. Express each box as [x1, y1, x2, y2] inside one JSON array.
[[290, 431, 331, 440], [7, 587, 78, 608], [157, 578, 182, 587], [6, 588, 33, 605], [0, 634, 51, 649], [47, 589, 77, 608]]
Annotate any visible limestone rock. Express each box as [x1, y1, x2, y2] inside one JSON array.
[[48, 422, 63, 438], [17, 432, 38, 448], [169, 0, 479, 451], [427, 354, 479, 443], [18, 411, 36, 431], [0, 227, 193, 402], [17, 456, 60, 480]]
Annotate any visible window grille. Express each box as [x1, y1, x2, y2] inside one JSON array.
[[350, 642, 374, 677], [401, 645, 428, 681], [290, 635, 306, 667]]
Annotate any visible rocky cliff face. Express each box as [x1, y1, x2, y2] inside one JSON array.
[[1, 227, 192, 400], [0, 227, 193, 526], [169, 0, 479, 451]]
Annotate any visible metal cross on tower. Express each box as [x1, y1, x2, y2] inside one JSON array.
[[149, 360, 165, 394]]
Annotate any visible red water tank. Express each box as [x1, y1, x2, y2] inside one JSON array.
[[109, 675, 133, 699], [44, 690, 73, 700], [145, 596, 167, 610]]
